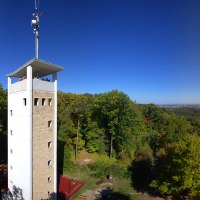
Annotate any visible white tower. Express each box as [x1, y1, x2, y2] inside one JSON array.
[[7, 59, 63, 199], [7, 1, 63, 199]]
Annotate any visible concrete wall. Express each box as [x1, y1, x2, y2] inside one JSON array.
[[33, 79, 54, 92], [9, 80, 27, 93], [9, 79, 54, 94], [8, 69, 57, 200], [32, 91, 55, 199], [8, 90, 32, 199]]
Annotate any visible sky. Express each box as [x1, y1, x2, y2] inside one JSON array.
[[1, 0, 200, 104]]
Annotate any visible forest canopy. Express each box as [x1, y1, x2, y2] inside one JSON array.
[[57, 90, 200, 198], [1, 85, 200, 199]]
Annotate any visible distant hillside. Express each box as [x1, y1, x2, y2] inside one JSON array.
[[167, 106, 200, 117]]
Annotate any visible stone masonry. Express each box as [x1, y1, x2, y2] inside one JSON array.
[[32, 91, 54, 200]]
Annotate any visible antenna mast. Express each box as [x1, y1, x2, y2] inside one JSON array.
[[31, 0, 40, 59]]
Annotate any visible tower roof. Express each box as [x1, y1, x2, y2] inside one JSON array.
[[7, 58, 64, 78]]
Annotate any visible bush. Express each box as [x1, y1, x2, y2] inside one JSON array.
[[88, 161, 127, 179], [63, 144, 79, 172]]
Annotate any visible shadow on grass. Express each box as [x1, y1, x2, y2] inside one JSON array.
[[1, 185, 24, 199], [0, 134, 7, 164], [130, 159, 152, 192], [48, 192, 67, 200], [101, 191, 131, 200], [129, 152, 161, 198], [57, 140, 65, 175]]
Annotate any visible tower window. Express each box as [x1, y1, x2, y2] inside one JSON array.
[[34, 98, 39, 106], [48, 177, 52, 182], [48, 121, 52, 128], [10, 130, 13, 136], [23, 98, 27, 106], [10, 110, 13, 116], [10, 149, 13, 154], [48, 141, 52, 148], [48, 98, 52, 106], [10, 165, 13, 170], [48, 160, 52, 166], [42, 98, 46, 106]]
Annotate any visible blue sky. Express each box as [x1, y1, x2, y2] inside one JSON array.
[[1, 0, 200, 104]]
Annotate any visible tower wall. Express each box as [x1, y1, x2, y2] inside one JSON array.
[[8, 89, 32, 199], [32, 91, 55, 199], [7, 59, 62, 200]]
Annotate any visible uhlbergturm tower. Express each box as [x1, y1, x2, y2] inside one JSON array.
[[7, 1, 63, 199]]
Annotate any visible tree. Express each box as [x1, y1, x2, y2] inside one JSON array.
[[57, 92, 79, 143], [83, 119, 104, 153], [93, 90, 145, 159], [150, 134, 200, 198], [142, 104, 171, 133], [0, 85, 7, 164], [0, 85, 7, 136], [159, 115, 192, 146], [69, 95, 91, 160], [189, 116, 200, 136]]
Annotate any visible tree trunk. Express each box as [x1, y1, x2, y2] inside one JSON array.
[[110, 135, 113, 158], [75, 118, 80, 161]]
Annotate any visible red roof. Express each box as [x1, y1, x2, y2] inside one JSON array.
[[58, 175, 85, 200]]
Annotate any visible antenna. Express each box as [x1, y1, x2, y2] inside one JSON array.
[[35, 0, 37, 10], [31, 0, 40, 59]]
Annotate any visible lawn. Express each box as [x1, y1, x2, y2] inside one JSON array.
[[63, 150, 138, 200]]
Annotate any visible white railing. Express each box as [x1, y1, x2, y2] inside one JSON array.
[[33, 79, 54, 92], [9, 79, 54, 93], [9, 79, 27, 93]]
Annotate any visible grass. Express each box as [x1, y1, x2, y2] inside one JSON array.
[[111, 177, 138, 199], [63, 164, 98, 199], [63, 150, 138, 200]]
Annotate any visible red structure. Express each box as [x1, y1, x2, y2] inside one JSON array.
[[0, 164, 8, 193], [58, 175, 85, 199]]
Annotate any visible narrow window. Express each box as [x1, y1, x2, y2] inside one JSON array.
[[48, 141, 52, 148], [48, 121, 52, 128], [10, 130, 13, 136], [48, 191, 51, 196], [10, 165, 13, 170], [48, 98, 52, 106], [42, 98, 46, 106], [34, 98, 39, 106], [23, 98, 26, 106], [48, 177, 52, 182], [10, 110, 13, 116], [10, 149, 13, 154], [48, 160, 52, 166]]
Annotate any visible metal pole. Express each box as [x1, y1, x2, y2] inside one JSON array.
[[35, 15, 39, 59], [32, 9, 39, 59], [35, 29, 39, 59]]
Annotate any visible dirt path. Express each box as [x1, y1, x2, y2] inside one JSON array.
[[137, 192, 164, 200], [76, 150, 94, 164]]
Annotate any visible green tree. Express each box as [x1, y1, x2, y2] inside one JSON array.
[[150, 134, 200, 198], [160, 115, 192, 146], [189, 116, 200, 136], [142, 104, 171, 133], [83, 118, 104, 153], [69, 95, 91, 160], [93, 90, 145, 159], [0, 85, 7, 164], [0, 84, 7, 136], [57, 92, 78, 143]]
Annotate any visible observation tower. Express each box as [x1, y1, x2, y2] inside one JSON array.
[[7, 1, 63, 199]]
